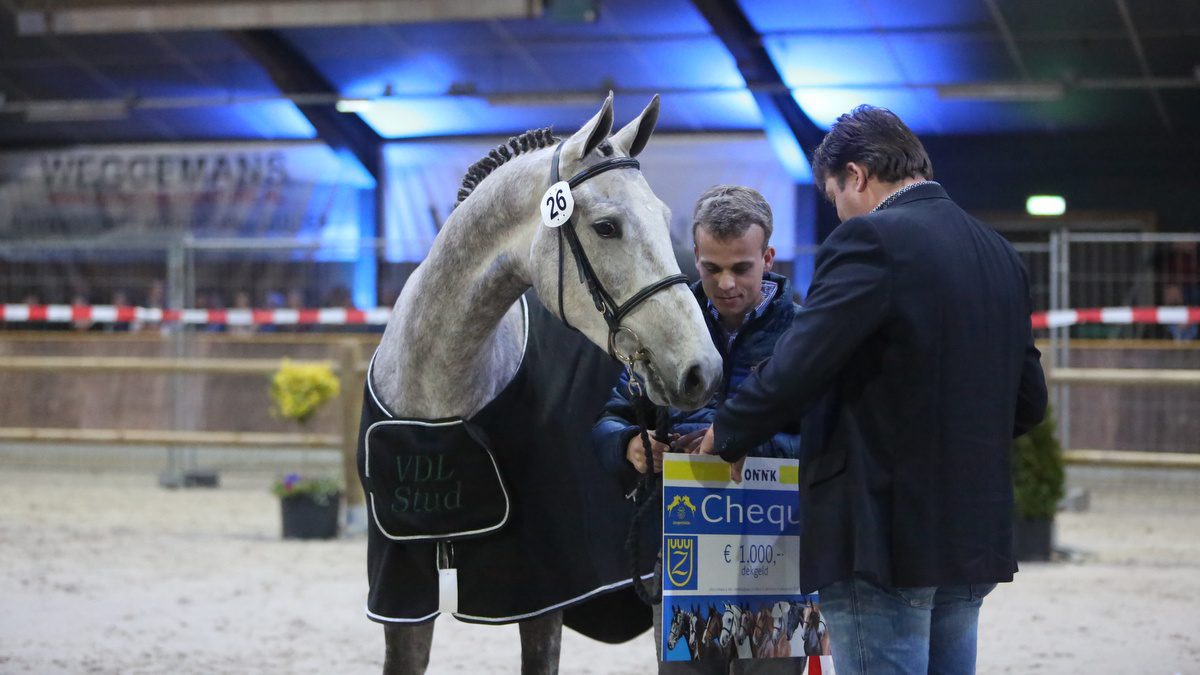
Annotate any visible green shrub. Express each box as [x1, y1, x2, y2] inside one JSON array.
[[1012, 405, 1066, 520]]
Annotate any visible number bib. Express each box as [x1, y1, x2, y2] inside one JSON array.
[[540, 180, 574, 228]]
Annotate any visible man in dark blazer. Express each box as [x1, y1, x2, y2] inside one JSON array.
[[699, 105, 1047, 674]]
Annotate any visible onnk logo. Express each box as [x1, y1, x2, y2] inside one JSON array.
[[742, 467, 778, 483], [665, 494, 697, 527], [664, 536, 697, 589]]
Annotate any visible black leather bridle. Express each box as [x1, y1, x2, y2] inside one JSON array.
[[549, 141, 689, 364]]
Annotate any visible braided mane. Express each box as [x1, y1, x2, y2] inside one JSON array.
[[454, 127, 560, 208]]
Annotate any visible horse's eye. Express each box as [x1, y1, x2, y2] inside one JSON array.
[[591, 220, 621, 239]]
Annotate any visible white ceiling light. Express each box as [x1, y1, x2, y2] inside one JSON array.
[[486, 91, 607, 107], [335, 98, 373, 114], [24, 99, 130, 122], [937, 82, 1065, 102], [1026, 195, 1067, 217]]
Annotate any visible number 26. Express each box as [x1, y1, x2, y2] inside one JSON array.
[[545, 189, 567, 219]]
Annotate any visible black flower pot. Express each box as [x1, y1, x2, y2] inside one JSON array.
[[1013, 516, 1053, 561], [280, 493, 340, 540]]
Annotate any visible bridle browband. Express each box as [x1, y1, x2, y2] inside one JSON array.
[[549, 141, 689, 364]]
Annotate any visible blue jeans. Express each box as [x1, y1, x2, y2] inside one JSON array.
[[818, 575, 996, 675]]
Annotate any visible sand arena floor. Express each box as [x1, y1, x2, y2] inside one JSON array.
[[1, 467, 1198, 674]]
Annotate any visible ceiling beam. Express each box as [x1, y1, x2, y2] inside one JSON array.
[[227, 29, 381, 181], [689, 0, 824, 179], [16, 0, 542, 34], [983, 0, 1031, 80], [1114, 0, 1173, 133]]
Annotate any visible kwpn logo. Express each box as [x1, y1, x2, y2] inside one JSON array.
[[664, 536, 697, 590], [665, 494, 697, 527]]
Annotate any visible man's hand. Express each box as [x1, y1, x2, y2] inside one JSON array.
[[626, 433, 670, 474], [697, 426, 745, 483], [673, 429, 708, 454]]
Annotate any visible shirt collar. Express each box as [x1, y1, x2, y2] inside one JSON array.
[[872, 180, 940, 213], [706, 278, 777, 330]]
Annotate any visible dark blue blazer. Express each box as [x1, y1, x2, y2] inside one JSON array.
[[714, 183, 1047, 592]]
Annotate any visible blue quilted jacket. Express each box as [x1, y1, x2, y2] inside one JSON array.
[[591, 271, 803, 485]]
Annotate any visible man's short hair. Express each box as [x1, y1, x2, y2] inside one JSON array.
[[692, 185, 773, 250], [812, 105, 933, 188]]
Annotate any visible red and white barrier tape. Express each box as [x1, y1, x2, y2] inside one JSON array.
[[0, 304, 392, 326], [1, 304, 1198, 329], [1030, 306, 1200, 330]]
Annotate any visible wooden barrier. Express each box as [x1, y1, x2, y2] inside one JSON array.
[[0, 355, 305, 375], [0, 427, 338, 447], [1, 355, 1198, 477], [0, 344, 367, 506], [1049, 367, 1200, 387], [1063, 449, 1200, 470]]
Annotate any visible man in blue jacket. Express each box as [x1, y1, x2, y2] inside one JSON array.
[[594, 185, 803, 673], [700, 106, 1048, 675], [592, 184, 803, 489]]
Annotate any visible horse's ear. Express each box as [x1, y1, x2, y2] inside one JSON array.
[[610, 94, 660, 158], [561, 91, 615, 165]]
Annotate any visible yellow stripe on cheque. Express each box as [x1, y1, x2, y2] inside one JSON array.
[[662, 451, 801, 482], [779, 463, 798, 485], [662, 455, 800, 485], [663, 456, 731, 483]]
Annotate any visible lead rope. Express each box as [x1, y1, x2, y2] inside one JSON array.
[[626, 371, 670, 606]]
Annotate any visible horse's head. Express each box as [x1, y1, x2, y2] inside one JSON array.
[[701, 606, 721, 643], [786, 600, 805, 639], [720, 604, 741, 648], [667, 606, 686, 649], [527, 94, 721, 410], [770, 601, 788, 638], [741, 605, 755, 639], [752, 608, 774, 643]]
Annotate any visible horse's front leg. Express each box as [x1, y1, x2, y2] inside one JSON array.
[[518, 610, 563, 675], [382, 622, 434, 675]]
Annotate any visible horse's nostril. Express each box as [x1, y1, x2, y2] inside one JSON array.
[[681, 363, 706, 399]]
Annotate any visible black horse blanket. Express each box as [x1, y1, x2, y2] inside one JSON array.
[[358, 294, 659, 642]]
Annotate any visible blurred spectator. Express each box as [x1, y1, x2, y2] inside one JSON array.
[[317, 285, 354, 333], [228, 290, 256, 335], [108, 289, 132, 333], [260, 290, 286, 333], [286, 289, 306, 311], [1164, 242, 1199, 303], [145, 280, 165, 310], [13, 293, 45, 331], [324, 285, 354, 309], [70, 290, 94, 331], [378, 286, 401, 311], [196, 291, 225, 333], [284, 289, 309, 333], [137, 280, 167, 334], [1158, 242, 1199, 341], [1163, 283, 1198, 341]]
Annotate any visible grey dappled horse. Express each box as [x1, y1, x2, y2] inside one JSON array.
[[370, 95, 722, 674]]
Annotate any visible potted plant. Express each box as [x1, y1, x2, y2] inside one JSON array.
[[268, 359, 342, 540], [1011, 405, 1066, 561], [272, 473, 342, 539]]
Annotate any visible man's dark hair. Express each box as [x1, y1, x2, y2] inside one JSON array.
[[811, 105, 933, 188], [692, 185, 773, 250]]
